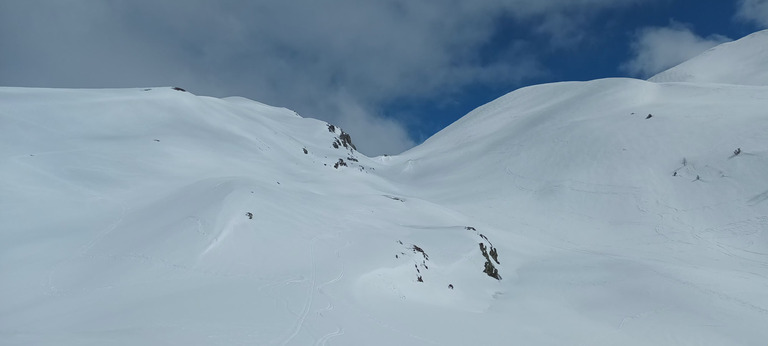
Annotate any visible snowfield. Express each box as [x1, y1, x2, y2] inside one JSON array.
[[2, 31, 768, 345]]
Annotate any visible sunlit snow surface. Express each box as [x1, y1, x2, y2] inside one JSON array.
[[2, 33, 768, 346]]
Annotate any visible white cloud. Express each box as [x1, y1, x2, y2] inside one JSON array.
[[621, 23, 731, 78], [736, 0, 768, 28], [329, 93, 416, 156]]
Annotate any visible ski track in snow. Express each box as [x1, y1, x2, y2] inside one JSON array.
[[279, 234, 321, 345], [314, 327, 344, 346], [279, 258, 316, 345], [277, 232, 349, 345]]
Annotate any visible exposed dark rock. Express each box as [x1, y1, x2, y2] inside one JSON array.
[[489, 247, 500, 264], [411, 245, 429, 260], [327, 128, 356, 151], [395, 242, 432, 283], [333, 158, 347, 169], [479, 243, 501, 280], [384, 195, 405, 202], [339, 131, 356, 150], [172, 87, 186, 92], [483, 260, 501, 280]]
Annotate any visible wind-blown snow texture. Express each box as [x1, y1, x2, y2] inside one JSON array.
[[2, 31, 768, 345]]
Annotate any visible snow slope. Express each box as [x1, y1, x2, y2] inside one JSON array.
[[0, 87, 519, 345], [383, 78, 768, 344], [650, 29, 768, 85], [2, 33, 768, 345]]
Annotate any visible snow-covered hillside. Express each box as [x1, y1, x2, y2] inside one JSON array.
[[650, 29, 768, 85], [2, 32, 768, 345], [0, 87, 516, 345], [383, 77, 768, 344]]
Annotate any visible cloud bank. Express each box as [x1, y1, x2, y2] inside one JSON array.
[[1, 0, 648, 155], [622, 23, 731, 78]]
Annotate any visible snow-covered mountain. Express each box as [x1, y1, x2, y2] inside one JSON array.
[[2, 32, 768, 345], [650, 29, 768, 85]]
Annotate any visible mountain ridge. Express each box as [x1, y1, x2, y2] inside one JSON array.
[[2, 31, 768, 345]]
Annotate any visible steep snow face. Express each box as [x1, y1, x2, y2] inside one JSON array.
[[2, 76, 768, 345], [650, 29, 768, 85]]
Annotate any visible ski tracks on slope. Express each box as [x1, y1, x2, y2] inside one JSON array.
[[280, 233, 348, 346], [313, 262, 346, 346], [314, 327, 345, 346], [280, 237, 317, 346]]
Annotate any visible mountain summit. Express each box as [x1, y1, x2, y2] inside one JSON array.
[[650, 29, 768, 85]]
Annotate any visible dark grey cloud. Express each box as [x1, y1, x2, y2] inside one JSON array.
[[1, 0, 647, 155]]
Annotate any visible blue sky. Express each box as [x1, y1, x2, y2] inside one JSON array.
[[1, 1, 766, 155], [388, 0, 763, 144]]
